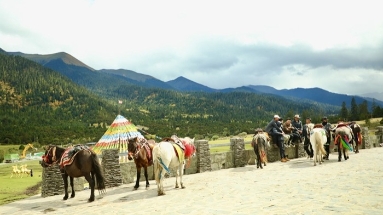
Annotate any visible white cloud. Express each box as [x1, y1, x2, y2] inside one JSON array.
[[1, 0, 383, 95]]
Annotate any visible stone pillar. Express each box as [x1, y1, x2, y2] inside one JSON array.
[[361, 127, 371, 149], [196, 140, 212, 173], [230, 137, 246, 167], [296, 143, 306, 158], [375, 126, 383, 145], [102, 149, 122, 188], [41, 164, 64, 197]]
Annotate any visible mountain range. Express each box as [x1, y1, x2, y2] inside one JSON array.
[[3, 47, 382, 109], [2, 47, 383, 144]]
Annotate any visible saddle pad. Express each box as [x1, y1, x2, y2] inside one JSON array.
[[172, 143, 185, 163], [60, 145, 89, 168], [143, 143, 152, 164]]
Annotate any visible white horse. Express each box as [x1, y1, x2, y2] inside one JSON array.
[[10, 165, 21, 178], [20, 164, 30, 176], [153, 135, 196, 196], [310, 127, 327, 166]]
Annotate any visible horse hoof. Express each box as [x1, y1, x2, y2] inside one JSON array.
[[88, 198, 95, 202], [70, 194, 75, 198], [63, 196, 68, 200], [132, 187, 138, 191], [175, 185, 179, 189], [338, 160, 341, 162], [260, 167, 263, 169], [181, 186, 186, 189], [158, 191, 165, 196], [257, 166, 259, 169]]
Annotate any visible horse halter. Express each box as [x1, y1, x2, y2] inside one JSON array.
[[42, 146, 57, 165], [128, 140, 141, 159]]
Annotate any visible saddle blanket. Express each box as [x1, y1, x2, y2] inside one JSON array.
[[60, 145, 90, 168], [172, 143, 185, 163], [136, 137, 153, 163]]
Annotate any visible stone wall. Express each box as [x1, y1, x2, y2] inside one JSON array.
[[41, 128, 383, 195], [41, 164, 86, 197]]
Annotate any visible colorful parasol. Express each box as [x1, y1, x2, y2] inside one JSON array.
[[92, 115, 144, 154]]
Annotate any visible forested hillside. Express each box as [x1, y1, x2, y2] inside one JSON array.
[[0, 54, 120, 144], [0, 53, 340, 145]]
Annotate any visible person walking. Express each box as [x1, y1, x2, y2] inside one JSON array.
[[302, 117, 314, 158], [322, 116, 332, 160]]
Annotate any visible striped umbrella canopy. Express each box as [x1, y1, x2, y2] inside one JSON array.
[[92, 115, 144, 154]]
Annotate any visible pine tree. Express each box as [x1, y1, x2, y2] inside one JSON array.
[[339, 101, 348, 121], [350, 97, 359, 121], [359, 100, 369, 120]]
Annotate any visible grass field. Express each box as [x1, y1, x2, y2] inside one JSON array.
[[0, 159, 42, 205], [208, 135, 253, 153]]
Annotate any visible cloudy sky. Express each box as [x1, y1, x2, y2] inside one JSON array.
[[1, 0, 383, 95]]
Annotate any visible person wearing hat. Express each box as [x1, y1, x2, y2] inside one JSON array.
[[302, 117, 314, 158], [291, 114, 303, 143], [282, 118, 294, 147], [265, 115, 288, 162], [321, 116, 332, 160]]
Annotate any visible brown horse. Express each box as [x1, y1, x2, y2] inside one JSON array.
[[127, 137, 156, 190], [251, 129, 270, 169], [41, 145, 106, 202]]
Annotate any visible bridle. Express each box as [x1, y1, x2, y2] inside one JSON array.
[[128, 140, 142, 159], [42, 146, 58, 166]]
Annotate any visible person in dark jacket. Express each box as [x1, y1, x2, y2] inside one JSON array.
[[302, 117, 314, 158], [265, 115, 288, 162], [291, 114, 303, 143], [322, 116, 332, 160]]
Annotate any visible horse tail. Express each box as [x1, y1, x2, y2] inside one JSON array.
[[91, 153, 106, 191], [317, 133, 327, 156], [357, 132, 362, 145], [154, 157, 161, 183], [257, 137, 267, 163], [152, 143, 169, 183]]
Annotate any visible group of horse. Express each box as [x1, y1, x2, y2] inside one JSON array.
[[40, 134, 196, 202], [10, 164, 31, 178], [251, 122, 362, 168]]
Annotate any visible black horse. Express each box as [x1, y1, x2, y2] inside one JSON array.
[[41, 145, 106, 202]]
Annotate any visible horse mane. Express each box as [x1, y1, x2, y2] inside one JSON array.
[[313, 124, 323, 128]]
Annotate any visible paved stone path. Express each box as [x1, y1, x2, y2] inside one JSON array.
[[1, 148, 383, 215]]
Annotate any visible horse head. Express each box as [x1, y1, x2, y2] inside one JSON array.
[[127, 137, 140, 160], [182, 137, 196, 157], [41, 145, 62, 167], [171, 135, 196, 158]]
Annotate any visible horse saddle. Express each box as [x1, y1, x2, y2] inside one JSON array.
[[60, 145, 89, 168], [163, 137, 185, 150]]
